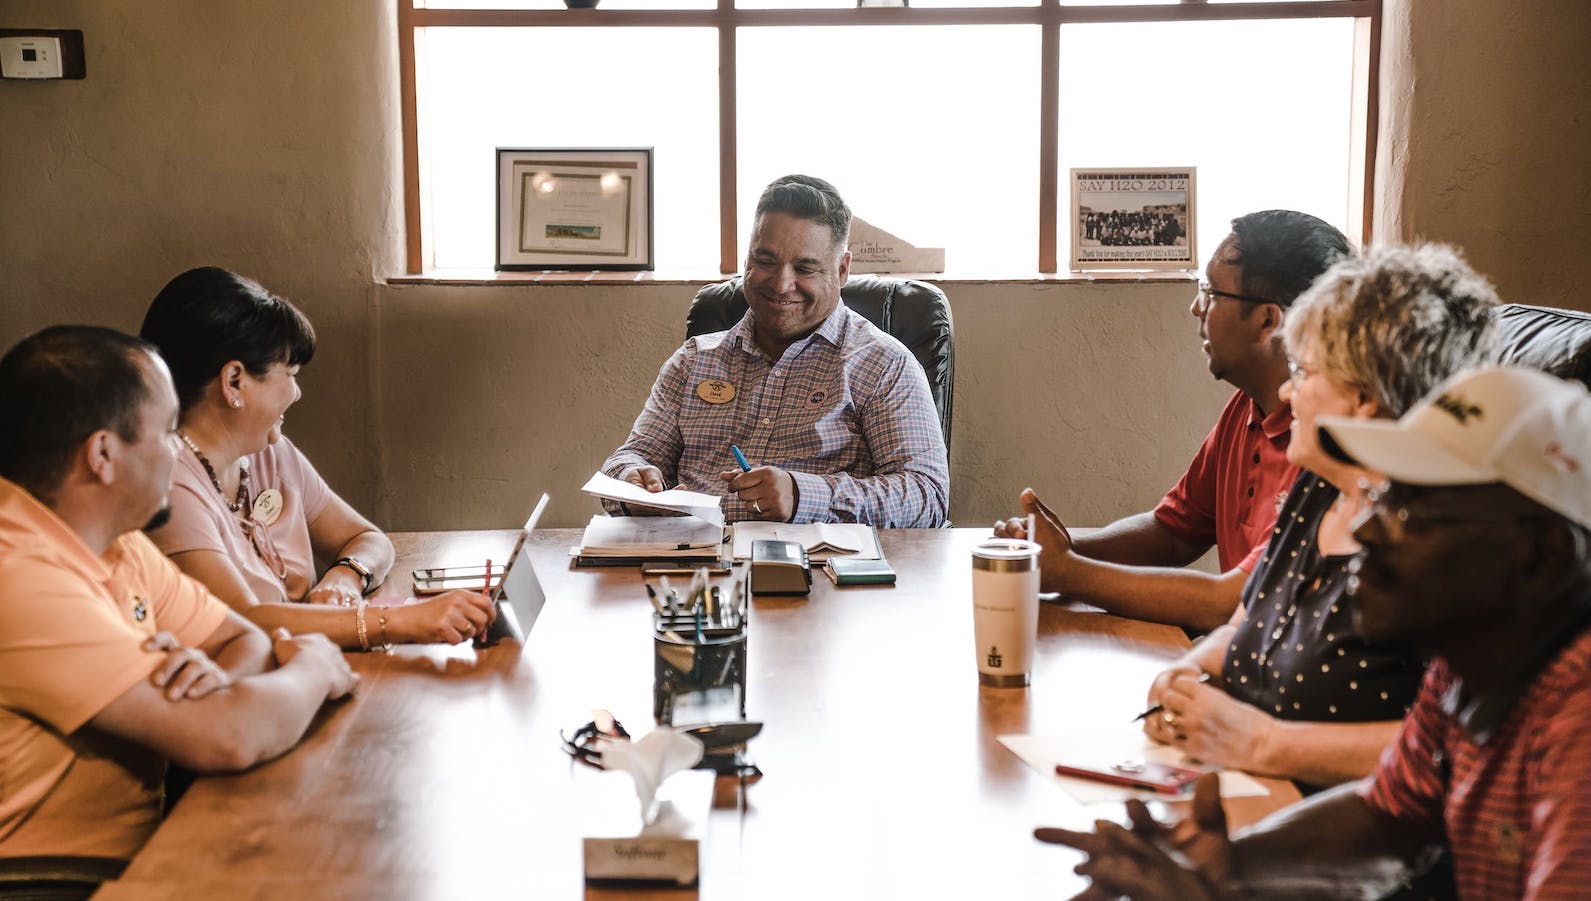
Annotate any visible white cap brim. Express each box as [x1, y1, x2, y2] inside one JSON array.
[[1317, 415, 1499, 486]]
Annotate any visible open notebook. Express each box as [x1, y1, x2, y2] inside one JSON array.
[[730, 522, 881, 562]]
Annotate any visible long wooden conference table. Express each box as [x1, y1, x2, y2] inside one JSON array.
[[97, 528, 1298, 899]]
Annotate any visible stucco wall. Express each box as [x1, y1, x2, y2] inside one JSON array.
[[2, 2, 1586, 532], [371, 280, 1227, 529], [0, 0, 402, 511], [1377, 0, 1591, 311]]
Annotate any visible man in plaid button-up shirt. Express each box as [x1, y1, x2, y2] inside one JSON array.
[[601, 176, 948, 528]]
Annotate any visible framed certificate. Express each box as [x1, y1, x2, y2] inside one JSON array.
[[496, 148, 654, 271], [1070, 167, 1196, 271]]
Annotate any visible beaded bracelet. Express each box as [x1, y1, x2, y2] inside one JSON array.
[[377, 613, 393, 653], [354, 599, 371, 652]]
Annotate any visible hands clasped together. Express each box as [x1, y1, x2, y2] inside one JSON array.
[[1141, 665, 1276, 774], [1036, 773, 1234, 901]]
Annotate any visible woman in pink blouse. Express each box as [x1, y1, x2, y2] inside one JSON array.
[[142, 267, 493, 650]]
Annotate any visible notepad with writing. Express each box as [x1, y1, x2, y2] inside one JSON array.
[[730, 522, 881, 562]]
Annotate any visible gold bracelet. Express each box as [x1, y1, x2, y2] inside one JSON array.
[[354, 600, 371, 652], [377, 613, 392, 652]]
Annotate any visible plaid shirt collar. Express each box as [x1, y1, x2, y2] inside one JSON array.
[[728, 301, 850, 360]]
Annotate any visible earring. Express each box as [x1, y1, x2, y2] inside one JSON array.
[[231, 399, 242, 408]]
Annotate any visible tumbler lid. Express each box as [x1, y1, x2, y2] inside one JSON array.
[[972, 538, 1041, 572]]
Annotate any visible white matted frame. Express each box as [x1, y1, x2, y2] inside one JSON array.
[[1070, 167, 1196, 271], [496, 148, 654, 271]]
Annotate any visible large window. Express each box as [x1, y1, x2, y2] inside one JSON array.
[[401, 1, 1380, 275]]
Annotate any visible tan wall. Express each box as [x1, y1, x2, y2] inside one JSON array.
[[1377, 0, 1591, 311], [2, 2, 1586, 531], [0, 0, 402, 512], [373, 280, 1228, 530]]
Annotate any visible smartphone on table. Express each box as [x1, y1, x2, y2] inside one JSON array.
[[1053, 756, 1203, 795]]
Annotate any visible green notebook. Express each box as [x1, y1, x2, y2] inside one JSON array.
[[824, 557, 897, 586]]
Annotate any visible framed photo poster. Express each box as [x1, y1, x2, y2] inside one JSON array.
[[1070, 168, 1196, 271], [496, 148, 653, 271]]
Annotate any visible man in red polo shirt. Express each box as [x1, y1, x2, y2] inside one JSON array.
[[1038, 366, 1591, 900], [998, 210, 1351, 631]]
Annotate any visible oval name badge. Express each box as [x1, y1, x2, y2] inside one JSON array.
[[804, 387, 830, 409], [696, 379, 736, 404], [253, 488, 284, 526]]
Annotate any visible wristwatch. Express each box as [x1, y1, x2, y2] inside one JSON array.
[[332, 556, 374, 594]]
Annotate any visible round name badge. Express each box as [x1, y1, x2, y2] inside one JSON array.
[[253, 488, 284, 526], [804, 387, 830, 409], [696, 379, 736, 404]]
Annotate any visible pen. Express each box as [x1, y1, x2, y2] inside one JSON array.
[[1132, 672, 1213, 722], [477, 559, 492, 645], [730, 444, 752, 472], [645, 583, 665, 615]]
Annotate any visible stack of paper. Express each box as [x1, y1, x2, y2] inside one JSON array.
[[730, 522, 881, 562], [575, 516, 726, 564], [581, 473, 724, 527]]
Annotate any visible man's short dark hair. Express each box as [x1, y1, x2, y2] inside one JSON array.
[[140, 267, 317, 412], [1228, 210, 1353, 308], [754, 174, 852, 250], [0, 326, 158, 501]]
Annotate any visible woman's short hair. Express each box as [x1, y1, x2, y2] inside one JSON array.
[[140, 267, 316, 411], [1283, 243, 1500, 417]]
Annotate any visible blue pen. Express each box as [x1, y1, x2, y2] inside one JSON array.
[[730, 444, 752, 472]]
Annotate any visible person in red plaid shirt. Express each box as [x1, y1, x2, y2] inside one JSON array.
[[1036, 365, 1591, 901]]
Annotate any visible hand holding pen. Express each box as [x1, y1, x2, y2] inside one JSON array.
[[1134, 671, 1213, 723], [722, 443, 796, 522]]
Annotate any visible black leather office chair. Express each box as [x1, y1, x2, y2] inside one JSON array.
[[1492, 302, 1591, 388], [0, 857, 125, 901], [684, 274, 955, 449]]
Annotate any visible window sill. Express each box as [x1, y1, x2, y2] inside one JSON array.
[[386, 268, 1198, 287]]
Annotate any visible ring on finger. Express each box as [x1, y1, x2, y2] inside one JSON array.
[[752, 501, 763, 515], [1162, 711, 1178, 728]]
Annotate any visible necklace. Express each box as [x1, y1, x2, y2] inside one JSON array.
[[178, 431, 250, 514]]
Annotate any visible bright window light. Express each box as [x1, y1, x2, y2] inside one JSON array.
[[422, 27, 720, 270], [1058, 18, 1356, 267], [737, 25, 1040, 273]]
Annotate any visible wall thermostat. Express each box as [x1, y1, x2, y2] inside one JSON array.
[[0, 30, 86, 80]]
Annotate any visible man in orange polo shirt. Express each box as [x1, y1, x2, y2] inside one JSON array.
[[0, 326, 356, 876]]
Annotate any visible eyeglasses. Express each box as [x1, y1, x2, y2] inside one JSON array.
[[1193, 281, 1272, 316], [559, 710, 631, 766], [1286, 357, 1320, 386]]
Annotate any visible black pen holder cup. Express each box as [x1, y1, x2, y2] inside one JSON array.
[[652, 613, 747, 726]]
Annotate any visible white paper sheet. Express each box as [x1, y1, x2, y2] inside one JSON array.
[[581, 472, 724, 527], [998, 731, 1270, 805]]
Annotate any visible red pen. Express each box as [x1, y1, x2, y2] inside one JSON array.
[[477, 559, 492, 646]]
